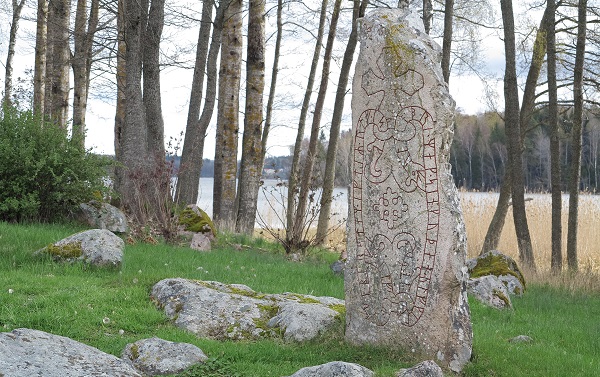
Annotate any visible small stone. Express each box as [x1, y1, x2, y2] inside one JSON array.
[[8, 289, 13, 294], [509, 335, 533, 343], [122, 337, 207, 376], [286, 361, 374, 377], [396, 360, 443, 377]]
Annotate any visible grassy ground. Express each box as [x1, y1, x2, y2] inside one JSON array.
[[1, 221, 600, 376]]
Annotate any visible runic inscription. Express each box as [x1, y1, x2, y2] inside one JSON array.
[[353, 105, 438, 327], [345, 9, 471, 372]]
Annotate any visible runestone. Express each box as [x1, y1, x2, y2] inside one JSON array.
[[344, 8, 472, 372]]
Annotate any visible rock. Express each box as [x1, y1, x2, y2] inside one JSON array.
[[344, 8, 472, 373], [396, 360, 443, 377], [467, 275, 512, 310], [467, 250, 526, 295], [178, 205, 217, 238], [286, 361, 374, 377], [190, 233, 212, 252], [268, 302, 339, 342], [38, 229, 124, 268], [79, 200, 128, 233], [0, 328, 142, 377], [151, 278, 345, 342], [509, 335, 533, 343], [330, 260, 345, 275], [122, 337, 207, 376]]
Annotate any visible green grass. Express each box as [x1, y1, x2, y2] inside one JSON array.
[[1, 221, 600, 376]]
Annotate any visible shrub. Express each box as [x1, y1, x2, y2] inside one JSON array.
[[0, 108, 112, 222]]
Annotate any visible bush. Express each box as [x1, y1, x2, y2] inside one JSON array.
[[0, 108, 112, 222]]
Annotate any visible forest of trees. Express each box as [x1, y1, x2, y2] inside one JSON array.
[[0, 0, 598, 270]]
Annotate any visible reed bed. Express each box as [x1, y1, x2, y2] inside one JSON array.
[[258, 191, 600, 290]]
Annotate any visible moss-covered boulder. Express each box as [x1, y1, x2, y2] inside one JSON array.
[[37, 229, 124, 268], [467, 250, 526, 296], [177, 205, 216, 237]]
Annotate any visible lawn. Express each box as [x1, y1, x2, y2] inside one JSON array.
[[1, 221, 599, 376]]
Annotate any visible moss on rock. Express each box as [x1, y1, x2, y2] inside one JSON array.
[[470, 251, 526, 292], [46, 242, 83, 259], [178, 207, 217, 236]]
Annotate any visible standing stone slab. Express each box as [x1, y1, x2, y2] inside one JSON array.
[[345, 8, 471, 372]]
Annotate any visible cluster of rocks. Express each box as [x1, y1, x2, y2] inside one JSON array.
[[0, 328, 445, 377], [0, 329, 206, 376]]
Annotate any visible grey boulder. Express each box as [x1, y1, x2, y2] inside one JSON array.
[[151, 278, 344, 342], [79, 200, 128, 233], [286, 361, 374, 377], [0, 328, 142, 377], [467, 275, 512, 310], [122, 337, 207, 376], [38, 229, 124, 268]]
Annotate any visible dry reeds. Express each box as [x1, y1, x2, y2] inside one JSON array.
[[460, 192, 600, 291]]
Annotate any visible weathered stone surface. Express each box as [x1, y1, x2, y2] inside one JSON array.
[[286, 361, 374, 377], [396, 360, 443, 377], [0, 328, 142, 377], [467, 275, 512, 310], [190, 233, 212, 251], [122, 337, 207, 376], [345, 8, 472, 372], [79, 200, 128, 233], [151, 278, 344, 342], [467, 250, 526, 296], [268, 302, 339, 342], [38, 229, 124, 268]]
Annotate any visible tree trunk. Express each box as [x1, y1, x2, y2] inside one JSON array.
[[480, 167, 511, 254], [567, 0, 587, 272], [120, 0, 149, 220], [285, 0, 328, 241], [114, 0, 126, 185], [33, 0, 47, 115], [143, 0, 165, 158], [236, 0, 266, 235], [72, 0, 99, 147], [3, 0, 26, 107], [260, 0, 283, 163], [315, 0, 366, 245], [291, 0, 342, 248], [46, 0, 71, 128], [423, 0, 432, 34], [176, 0, 215, 205], [547, 0, 561, 272], [441, 0, 453, 84], [213, 0, 243, 231], [480, 5, 551, 255], [500, 0, 536, 270]]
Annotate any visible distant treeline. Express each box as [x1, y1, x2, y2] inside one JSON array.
[[451, 109, 600, 192], [166, 108, 600, 193]]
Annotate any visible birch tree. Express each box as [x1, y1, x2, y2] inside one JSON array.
[[316, 0, 367, 244], [72, 0, 100, 146], [3, 0, 26, 107], [213, 0, 242, 230], [499, 0, 536, 269], [236, 0, 266, 234], [567, 0, 588, 271]]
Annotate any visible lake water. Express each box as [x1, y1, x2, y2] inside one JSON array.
[[193, 178, 600, 228], [195, 178, 348, 228]]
